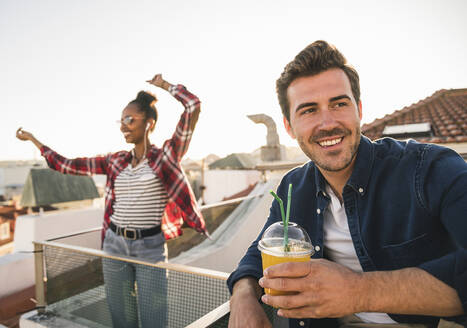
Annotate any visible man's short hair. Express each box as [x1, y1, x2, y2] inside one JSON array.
[[276, 40, 360, 122]]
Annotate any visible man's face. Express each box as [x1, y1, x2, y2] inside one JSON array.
[[284, 68, 362, 173]]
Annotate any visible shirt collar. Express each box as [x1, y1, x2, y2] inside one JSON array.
[[313, 135, 374, 197], [314, 166, 328, 198], [346, 135, 374, 196]]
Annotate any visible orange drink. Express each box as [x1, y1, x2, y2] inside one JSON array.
[[259, 243, 312, 295], [258, 222, 313, 296]]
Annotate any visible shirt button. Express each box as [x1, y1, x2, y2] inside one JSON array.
[[316, 208, 321, 214], [358, 187, 364, 193], [315, 245, 321, 252], [299, 321, 305, 326]]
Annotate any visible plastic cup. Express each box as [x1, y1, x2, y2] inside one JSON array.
[[258, 221, 313, 296]]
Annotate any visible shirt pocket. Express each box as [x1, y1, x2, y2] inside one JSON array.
[[379, 233, 443, 268]]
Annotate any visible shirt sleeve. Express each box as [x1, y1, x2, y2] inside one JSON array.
[[162, 84, 201, 162], [417, 147, 467, 313], [40, 145, 109, 176]]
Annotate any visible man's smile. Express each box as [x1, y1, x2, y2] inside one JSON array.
[[317, 137, 343, 148]]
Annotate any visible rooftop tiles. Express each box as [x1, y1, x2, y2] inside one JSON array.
[[362, 89, 467, 143]]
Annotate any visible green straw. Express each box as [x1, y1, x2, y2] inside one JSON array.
[[269, 186, 292, 252], [284, 183, 292, 250], [269, 190, 285, 223]]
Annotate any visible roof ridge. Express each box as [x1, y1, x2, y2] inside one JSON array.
[[362, 88, 463, 129], [361, 87, 467, 144]]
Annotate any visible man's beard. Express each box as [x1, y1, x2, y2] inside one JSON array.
[[299, 126, 360, 172]]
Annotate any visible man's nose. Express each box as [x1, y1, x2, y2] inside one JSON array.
[[317, 108, 338, 129]]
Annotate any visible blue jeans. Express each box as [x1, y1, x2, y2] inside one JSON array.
[[102, 228, 168, 328]]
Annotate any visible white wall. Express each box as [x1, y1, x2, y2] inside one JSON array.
[[0, 252, 34, 298], [13, 207, 103, 252], [203, 170, 261, 204], [0, 206, 103, 298], [2, 166, 33, 186], [0, 162, 46, 198]]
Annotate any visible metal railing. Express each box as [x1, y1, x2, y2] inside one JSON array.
[[33, 238, 232, 327], [30, 195, 274, 327]]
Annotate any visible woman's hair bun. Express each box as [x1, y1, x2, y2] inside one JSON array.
[[136, 91, 157, 106], [129, 90, 158, 122]]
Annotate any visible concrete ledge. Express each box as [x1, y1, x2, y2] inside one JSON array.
[[20, 310, 90, 328]]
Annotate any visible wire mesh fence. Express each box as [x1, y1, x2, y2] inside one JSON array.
[[38, 241, 232, 328]]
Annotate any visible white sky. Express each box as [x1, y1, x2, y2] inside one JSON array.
[[2, 0, 467, 161]]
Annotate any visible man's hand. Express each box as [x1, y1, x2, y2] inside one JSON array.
[[259, 259, 364, 318], [229, 277, 272, 328], [259, 259, 464, 319]]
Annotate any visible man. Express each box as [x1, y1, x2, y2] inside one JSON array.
[[227, 40, 467, 328]]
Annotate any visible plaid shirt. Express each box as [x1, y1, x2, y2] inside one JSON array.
[[41, 84, 206, 241]]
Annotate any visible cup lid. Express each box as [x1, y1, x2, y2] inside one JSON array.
[[257, 221, 313, 256]]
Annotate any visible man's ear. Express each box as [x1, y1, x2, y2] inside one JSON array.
[[283, 116, 296, 139]]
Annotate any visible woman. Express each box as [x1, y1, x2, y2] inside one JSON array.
[[16, 74, 207, 328]]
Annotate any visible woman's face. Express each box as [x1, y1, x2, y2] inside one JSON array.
[[120, 104, 147, 144]]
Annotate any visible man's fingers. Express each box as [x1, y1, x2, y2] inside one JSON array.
[[277, 306, 325, 319], [259, 275, 319, 295], [261, 292, 316, 311], [263, 261, 312, 278]]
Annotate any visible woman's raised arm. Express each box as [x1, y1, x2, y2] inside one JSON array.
[[16, 127, 109, 176]]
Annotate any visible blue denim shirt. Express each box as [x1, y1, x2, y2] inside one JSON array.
[[227, 136, 467, 327]]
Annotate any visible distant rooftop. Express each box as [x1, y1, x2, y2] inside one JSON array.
[[0, 159, 45, 168], [208, 153, 257, 170], [362, 88, 467, 144], [20, 168, 99, 207]]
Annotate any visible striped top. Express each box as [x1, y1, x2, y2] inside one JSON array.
[[111, 159, 168, 229]]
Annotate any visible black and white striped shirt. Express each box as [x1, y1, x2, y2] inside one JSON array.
[[111, 159, 168, 229]]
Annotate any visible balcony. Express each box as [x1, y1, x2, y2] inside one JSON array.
[[19, 180, 285, 327]]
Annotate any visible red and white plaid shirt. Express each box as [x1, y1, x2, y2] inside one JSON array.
[[41, 84, 206, 241]]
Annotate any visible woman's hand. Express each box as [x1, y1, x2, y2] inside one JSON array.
[[16, 127, 44, 149], [146, 74, 171, 91], [147, 74, 164, 87], [16, 127, 34, 141]]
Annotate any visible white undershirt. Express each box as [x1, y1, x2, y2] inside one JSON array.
[[323, 184, 397, 324], [111, 159, 168, 229]]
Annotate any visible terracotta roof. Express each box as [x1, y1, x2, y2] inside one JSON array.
[[362, 89, 467, 143]]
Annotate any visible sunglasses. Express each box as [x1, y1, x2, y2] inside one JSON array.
[[117, 115, 145, 126]]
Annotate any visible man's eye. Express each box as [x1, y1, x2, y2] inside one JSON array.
[[300, 108, 316, 115], [333, 102, 348, 108]]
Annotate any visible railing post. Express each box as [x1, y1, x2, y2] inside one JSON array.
[[34, 242, 46, 313]]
